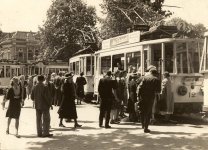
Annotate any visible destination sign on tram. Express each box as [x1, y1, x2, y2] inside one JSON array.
[[102, 31, 141, 49]]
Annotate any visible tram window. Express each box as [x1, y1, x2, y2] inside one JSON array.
[[80, 59, 84, 73], [165, 43, 174, 73], [69, 63, 73, 72], [188, 42, 199, 73], [112, 54, 124, 72], [101, 56, 111, 74], [151, 44, 161, 70], [6, 66, 10, 77], [0, 67, 4, 78], [73, 62, 76, 73], [144, 50, 148, 71], [126, 52, 141, 73], [75, 61, 79, 75], [176, 43, 188, 73], [86, 57, 91, 75], [92, 57, 94, 75]]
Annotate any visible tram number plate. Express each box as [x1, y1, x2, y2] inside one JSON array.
[[191, 92, 196, 97]]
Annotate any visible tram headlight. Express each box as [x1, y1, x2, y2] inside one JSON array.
[[177, 86, 188, 96]]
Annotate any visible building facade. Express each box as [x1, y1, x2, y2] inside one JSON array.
[[0, 31, 41, 63]]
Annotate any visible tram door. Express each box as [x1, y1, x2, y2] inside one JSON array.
[[150, 44, 162, 72]]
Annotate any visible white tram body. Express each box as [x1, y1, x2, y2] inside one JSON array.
[[69, 53, 94, 98], [94, 31, 204, 113], [0, 62, 24, 93]]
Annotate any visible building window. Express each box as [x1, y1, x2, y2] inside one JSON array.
[[28, 49, 33, 60]]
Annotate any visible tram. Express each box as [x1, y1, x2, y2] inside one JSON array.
[[0, 62, 24, 93], [94, 26, 204, 113], [69, 46, 95, 100], [0, 61, 69, 94]]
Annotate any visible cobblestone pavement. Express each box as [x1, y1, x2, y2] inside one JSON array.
[[0, 96, 208, 150]]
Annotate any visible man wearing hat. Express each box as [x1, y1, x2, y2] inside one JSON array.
[[98, 71, 118, 128], [137, 66, 160, 133]]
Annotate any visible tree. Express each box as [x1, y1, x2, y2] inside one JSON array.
[[40, 0, 98, 60], [100, 0, 172, 39], [165, 17, 207, 38]]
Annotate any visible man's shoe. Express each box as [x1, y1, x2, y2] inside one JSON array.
[[144, 129, 151, 133], [105, 125, 111, 129], [74, 124, 82, 128], [59, 124, 66, 127], [42, 134, 53, 137]]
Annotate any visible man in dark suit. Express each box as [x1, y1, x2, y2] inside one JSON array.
[[31, 75, 53, 137], [98, 71, 118, 128], [137, 66, 160, 133]]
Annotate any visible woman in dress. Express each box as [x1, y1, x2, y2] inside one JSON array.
[[58, 72, 82, 128], [6, 77, 26, 138]]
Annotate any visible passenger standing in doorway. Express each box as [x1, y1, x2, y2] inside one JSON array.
[[75, 72, 87, 105], [98, 71, 118, 128], [160, 71, 174, 122], [137, 66, 160, 133], [31, 75, 53, 137]]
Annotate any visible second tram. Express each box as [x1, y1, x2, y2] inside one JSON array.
[[69, 47, 95, 100]]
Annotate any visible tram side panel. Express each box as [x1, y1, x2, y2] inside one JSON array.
[[171, 75, 203, 113]]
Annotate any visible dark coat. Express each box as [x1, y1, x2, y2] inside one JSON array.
[[58, 81, 77, 119], [6, 85, 25, 119], [137, 74, 160, 113], [31, 82, 51, 110], [127, 79, 137, 113], [76, 76, 87, 98]]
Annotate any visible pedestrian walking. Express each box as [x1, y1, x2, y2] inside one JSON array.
[[31, 75, 53, 137], [58, 72, 82, 128], [53, 75, 63, 106], [19, 75, 27, 107], [75, 72, 87, 105], [27, 75, 33, 100], [6, 77, 26, 138], [137, 66, 160, 133], [98, 71, 118, 128]]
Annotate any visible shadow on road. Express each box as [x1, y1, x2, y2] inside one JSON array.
[[26, 127, 208, 150]]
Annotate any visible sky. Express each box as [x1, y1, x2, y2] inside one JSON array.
[[0, 0, 208, 32]]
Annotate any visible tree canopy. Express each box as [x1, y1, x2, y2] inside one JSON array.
[[100, 0, 172, 39], [39, 0, 98, 60], [165, 17, 207, 38]]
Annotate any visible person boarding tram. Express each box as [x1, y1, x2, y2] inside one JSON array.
[[137, 65, 160, 133], [98, 71, 118, 128]]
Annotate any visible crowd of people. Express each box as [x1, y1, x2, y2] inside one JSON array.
[[2, 72, 85, 138], [1, 64, 174, 138], [98, 65, 174, 133]]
